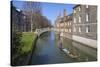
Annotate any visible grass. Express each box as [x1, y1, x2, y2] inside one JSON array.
[[21, 32, 36, 54]]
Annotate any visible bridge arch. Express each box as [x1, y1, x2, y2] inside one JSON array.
[[34, 28, 54, 37]]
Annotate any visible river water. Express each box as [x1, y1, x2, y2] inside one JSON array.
[[30, 31, 97, 65]]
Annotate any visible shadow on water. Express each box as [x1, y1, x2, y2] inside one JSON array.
[[58, 36, 97, 62]]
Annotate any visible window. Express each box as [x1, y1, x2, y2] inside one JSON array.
[[68, 22, 69, 26], [69, 29, 71, 32], [69, 22, 70, 25], [23, 16, 26, 19], [65, 29, 67, 32], [61, 23, 63, 27], [79, 6, 81, 11], [86, 13, 89, 22], [67, 29, 69, 32], [65, 23, 67, 26], [69, 21, 70, 25], [74, 10, 76, 13], [73, 26, 76, 32], [70, 22, 71, 25], [86, 25, 90, 33], [74, 18, 76, 23], [66, 29, 68, 32], [86, 5, 88, 8], [70, 29, 71, 32], [79, 27, 81, 32], [79, 16, 81, 23]]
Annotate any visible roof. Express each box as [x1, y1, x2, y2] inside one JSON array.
[[73, 5, 81, 9]]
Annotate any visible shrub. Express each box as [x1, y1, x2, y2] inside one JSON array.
[[11, 31, 22, 56]]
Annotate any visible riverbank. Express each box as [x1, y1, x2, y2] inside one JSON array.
[[21, 32, 36, 53], [12, 32, 37, 66], [55, 32, 97, 61], [60, 32, 97, 49]]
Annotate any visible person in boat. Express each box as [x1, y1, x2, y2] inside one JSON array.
[[58, 37, 63, 49]]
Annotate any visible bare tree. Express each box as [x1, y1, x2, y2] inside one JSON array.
[[22, 1, 42, 32], [22, 1, 52, 31]]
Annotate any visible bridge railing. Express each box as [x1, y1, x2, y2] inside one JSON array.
[[34, 28, 52, 36]]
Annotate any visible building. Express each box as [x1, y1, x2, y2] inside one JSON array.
[[73, 5, 97, 40], [55, 9, 73, 33], [11, 4, 24, 32], [55, 14, 62, 32], [11, 2, 31, 32], [55, 5, 97, 48], [64, 14, 73, 34]]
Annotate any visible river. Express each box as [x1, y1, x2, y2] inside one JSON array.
[[30, 31, 97, 65]]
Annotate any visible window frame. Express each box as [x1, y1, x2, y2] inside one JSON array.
[[86, 25, 90, 33]]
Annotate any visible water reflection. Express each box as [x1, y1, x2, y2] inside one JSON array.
[[59, 36, 97, 62], [30, 32, 97, 65]]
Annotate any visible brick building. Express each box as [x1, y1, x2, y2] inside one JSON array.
[[73, 5, 97, 40], [55, 9, 73, 34]]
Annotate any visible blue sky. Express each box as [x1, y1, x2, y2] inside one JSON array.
[[42, 2, 75, 25], [12, 1, 75, 25]]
